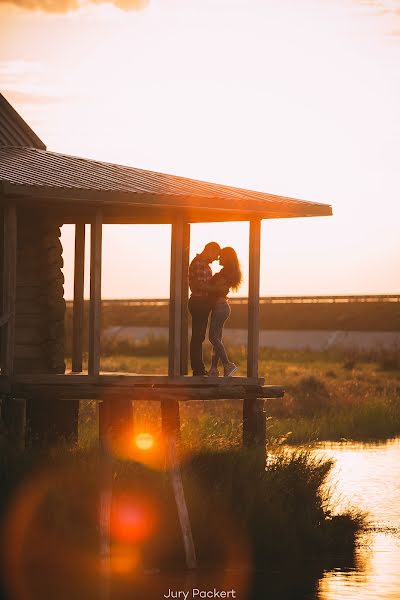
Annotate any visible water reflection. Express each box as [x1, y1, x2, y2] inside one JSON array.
[[316, 438, 400, 600]]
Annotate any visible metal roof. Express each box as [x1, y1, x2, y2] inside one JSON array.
[[0, 93, 46, 150], [0, 146, 332, 219]]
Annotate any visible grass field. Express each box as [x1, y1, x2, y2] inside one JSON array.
[[71, 341, 400, 448]]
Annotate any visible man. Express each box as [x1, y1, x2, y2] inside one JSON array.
[[188, 242, 221, 376]]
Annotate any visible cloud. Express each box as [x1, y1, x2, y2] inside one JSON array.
[[356, 0, 400, 16], [1, 90, 67, 105], [0, 0, 148, 13], [355, 0, 400, 34], [0, 61, 72, 107]]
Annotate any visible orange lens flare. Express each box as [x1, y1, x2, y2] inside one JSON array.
[[111, 544, 141, 575], [135, 432, 155, 451], [110, 494, 158, 543]]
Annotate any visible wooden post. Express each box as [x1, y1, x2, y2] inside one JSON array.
[[247, 218, 261, 378], [72, 223, 85, 373], [180, 222, 190, 375], [88, 210, 102, 376], [168, 216, 184, 377], [161, 398, 181, 442], [243, 397, 267, 448], [243, 396, 267, 470], [1, 204, 17, 376], [244, 219, 264, 464]]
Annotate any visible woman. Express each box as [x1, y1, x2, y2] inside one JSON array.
[[208, 246, 242, 377]]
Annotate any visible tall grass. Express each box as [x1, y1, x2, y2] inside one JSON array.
[[65, 344, 400, 445], [0, 445, 366, 573]]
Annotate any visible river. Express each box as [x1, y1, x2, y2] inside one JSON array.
[[120, 438, 400, 600], [316, 438, 400, 600]]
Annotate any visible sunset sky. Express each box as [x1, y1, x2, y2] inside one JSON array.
[[1, 0, 399, 298]]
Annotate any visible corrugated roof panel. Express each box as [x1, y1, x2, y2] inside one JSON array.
[[0, 93, 46, 150], [0, 146, 332, 219]]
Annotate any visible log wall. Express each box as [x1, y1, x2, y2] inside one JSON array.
[[0, 207, 3, 359], [15, 213, 66, 374]]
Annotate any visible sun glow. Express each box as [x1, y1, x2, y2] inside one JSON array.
[[135, 432, 154, 451], [1, 0, 400, 296]]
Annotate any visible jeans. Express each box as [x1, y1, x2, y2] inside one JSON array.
[[209, 301, 231, 367], [188, 296, 212, 375]]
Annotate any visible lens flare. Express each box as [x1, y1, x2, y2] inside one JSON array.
[[110, 493, 158, 543], [135, 432, 154, 451]]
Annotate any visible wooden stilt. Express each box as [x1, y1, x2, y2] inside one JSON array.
[[243, 397, 267, 449], [243, 396, 267, 470], [88, 210, 102, 376], [161, 398, 181, 442], [166, 435, 197, 570], [99, 443, 112, 600], [72, 223, 85, 373]]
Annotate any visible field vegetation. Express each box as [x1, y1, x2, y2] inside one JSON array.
[[72, 337, 400, 447]]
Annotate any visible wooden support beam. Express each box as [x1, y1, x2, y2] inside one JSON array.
[[161, 398, 181, 440], [168, 216, 185, 377], [166, 435, 197, 569], [180, 222, 190, 375], [1, 204, 17, 375], [247, 218, 261, 378], [72, 223, 85, 372], [88, 210, 102, 376], [10, 383, 277, 402], [9, 373, 265, 386]]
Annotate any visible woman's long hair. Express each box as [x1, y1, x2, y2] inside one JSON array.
[[220, 247, 242, 292]]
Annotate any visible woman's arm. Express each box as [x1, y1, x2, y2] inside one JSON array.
[[209, 274, 230, 296]]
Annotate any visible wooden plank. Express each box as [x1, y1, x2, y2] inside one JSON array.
[[8, 383, 284, 402], [12, 384, 253, 401], [88, 210, 102, 376], [72, 223, 85, 372], [260, 385, 285, 398], [180, 222, 190, 375], [247, 219, 261, 378], [1, 204, 17, 375], [9, 373, 265, 386], [168, 216, 184, 377]]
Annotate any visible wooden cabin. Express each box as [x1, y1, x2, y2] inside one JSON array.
[[0, 93, 332, 450]]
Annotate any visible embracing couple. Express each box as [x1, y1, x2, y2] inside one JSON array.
[[188, 242, 242, 377]]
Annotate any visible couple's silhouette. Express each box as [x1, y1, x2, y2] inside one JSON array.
[[188, 242, 242, 377]]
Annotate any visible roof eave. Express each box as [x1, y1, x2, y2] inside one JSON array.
[[1, 181, 333, 220]]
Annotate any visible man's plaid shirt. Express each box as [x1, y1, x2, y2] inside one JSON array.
[[189, 255, 212, 298]]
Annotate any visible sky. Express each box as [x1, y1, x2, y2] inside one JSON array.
[[1, 0, 399, 298]]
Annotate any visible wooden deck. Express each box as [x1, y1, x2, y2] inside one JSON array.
[[0, 372, 284, 401]]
